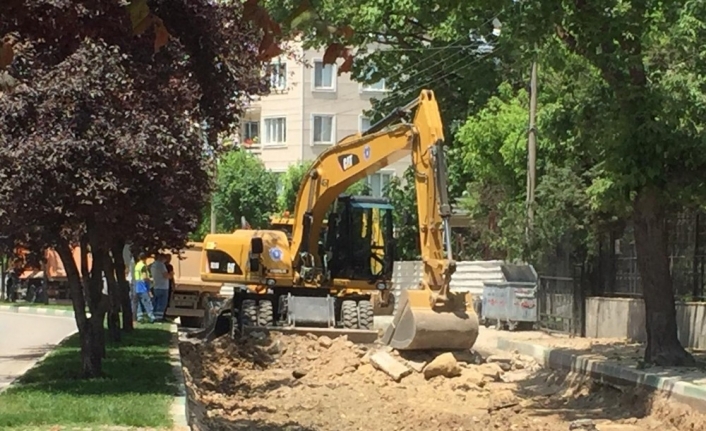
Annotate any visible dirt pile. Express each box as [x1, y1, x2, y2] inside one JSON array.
[[180, 331, 706, 431]]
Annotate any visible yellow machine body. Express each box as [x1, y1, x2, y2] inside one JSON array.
[[201, 89, 479, 351]]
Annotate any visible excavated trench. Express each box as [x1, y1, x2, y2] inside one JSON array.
[[179, 330, 706, 431]]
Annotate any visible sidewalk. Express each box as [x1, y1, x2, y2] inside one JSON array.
[[477, 327, 706, 411]]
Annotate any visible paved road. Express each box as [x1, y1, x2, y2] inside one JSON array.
[[0, 311, 76, 391]]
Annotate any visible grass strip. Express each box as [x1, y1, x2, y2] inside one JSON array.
[[0, 322, 175, 430]]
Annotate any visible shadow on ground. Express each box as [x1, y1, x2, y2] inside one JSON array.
[[203, 417, 319, 430], [0, 344, 56, 361], [513, 366, 654, 423]]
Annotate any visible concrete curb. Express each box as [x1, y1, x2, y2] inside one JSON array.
[[492, 336, 706, 411], [0, 304, 75, 317], [169, 322, 190, 431]]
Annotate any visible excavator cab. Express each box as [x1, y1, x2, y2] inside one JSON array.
[[325, 195, 394, 283]]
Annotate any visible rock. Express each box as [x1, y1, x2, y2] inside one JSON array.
[[306, 354, 318, 361], [569, 419, 597, 430], [487, 355, 513, 372], [487, 389, 517, 411], [458, 368, 486, 386], [292, 369, 308, 379], [475, 362, 504, 382], [452, 350, 485, 365], [250, 331, 267, 341], [423, 352, 462, 380], [305, 333, 318, 340], [318, 336, 333, 348], [407, 360, 427, 373], [500, 370, 532, 383], [266, 339, 286, 355], [369, 350, 412, 382]]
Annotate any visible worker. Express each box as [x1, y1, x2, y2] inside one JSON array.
[[163, 253, 175, 322], [150, 253, 170, 321], [134, 252, 154, 323]]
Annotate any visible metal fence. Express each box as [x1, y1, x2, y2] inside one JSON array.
[[536, 264, 586, 336], [604, 210, 706, 300]]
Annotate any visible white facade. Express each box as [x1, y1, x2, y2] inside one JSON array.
[[236, 43, 410, 197]]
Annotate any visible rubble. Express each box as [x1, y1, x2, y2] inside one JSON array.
[[423, 352, 462, 379], [178, 330, 706, 431], [369, 351, 412, 382]]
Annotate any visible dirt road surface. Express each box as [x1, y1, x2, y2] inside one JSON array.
[[0, 311, 76, 392], [180, 330, 706, 431]]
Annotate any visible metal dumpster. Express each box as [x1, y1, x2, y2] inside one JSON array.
[[481, 263, 538, 331]]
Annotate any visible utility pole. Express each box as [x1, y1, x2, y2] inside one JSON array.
[[527, 61, 538, 231], [210, 151, 218, 234]]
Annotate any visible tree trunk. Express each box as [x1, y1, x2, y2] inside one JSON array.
[[86, 225, 109, 361], [80, 235, 91, 306], [112, 241, 134, 331], [56, 241, 102, 378], [633, 187, 695, 366], [103, 250, 121, 342]]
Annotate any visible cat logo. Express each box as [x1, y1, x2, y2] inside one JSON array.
[[338, 153, 360, 171]]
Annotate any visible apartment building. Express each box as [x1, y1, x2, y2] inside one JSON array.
[[237, 44, 411, 198]]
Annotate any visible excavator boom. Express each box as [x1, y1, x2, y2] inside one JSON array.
[[378, 90, 479, 351]]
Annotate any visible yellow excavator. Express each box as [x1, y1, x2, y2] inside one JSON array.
[[200, 89, 479, 351]]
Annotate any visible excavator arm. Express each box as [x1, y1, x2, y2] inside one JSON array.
[[290, 89, 479, 351]]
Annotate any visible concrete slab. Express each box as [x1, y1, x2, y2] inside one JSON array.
[[369, 350, 412, 382]]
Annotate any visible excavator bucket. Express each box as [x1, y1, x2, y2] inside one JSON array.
[[381, 289, 479, 351]]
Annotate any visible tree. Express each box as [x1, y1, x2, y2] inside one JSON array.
[[193, 150, 278, 239], [436, 0, 706, 365], [276, 161, 371, 214], [277, 162, 313, 213], [384, 167, 419, 260], [0, 0, 268, 377]]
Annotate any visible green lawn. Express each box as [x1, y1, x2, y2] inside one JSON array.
[[0, 322, 176, 430]]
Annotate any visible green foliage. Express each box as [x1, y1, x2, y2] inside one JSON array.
[[215, 150, 278, 230], [276, 162, 312, 213], [384, 167, 419, 260], [193, 150, 277, 239], [455, 82, 528, 198], [455, 74, 599, 265], [275, 161, 371, 214]]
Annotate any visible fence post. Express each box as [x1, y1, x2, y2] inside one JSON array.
[[572, 264, 586, 337]]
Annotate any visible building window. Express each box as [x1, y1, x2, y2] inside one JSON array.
[[312, 115, 335, 144], [243, 121, 259, 140], [269, 61, 287, 90], [263, 117, 286, 145], [362, 79, 387, 92], [313, 60, 335, 90], [367, 172, 392, 198], [359, 116, 372, 133]]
